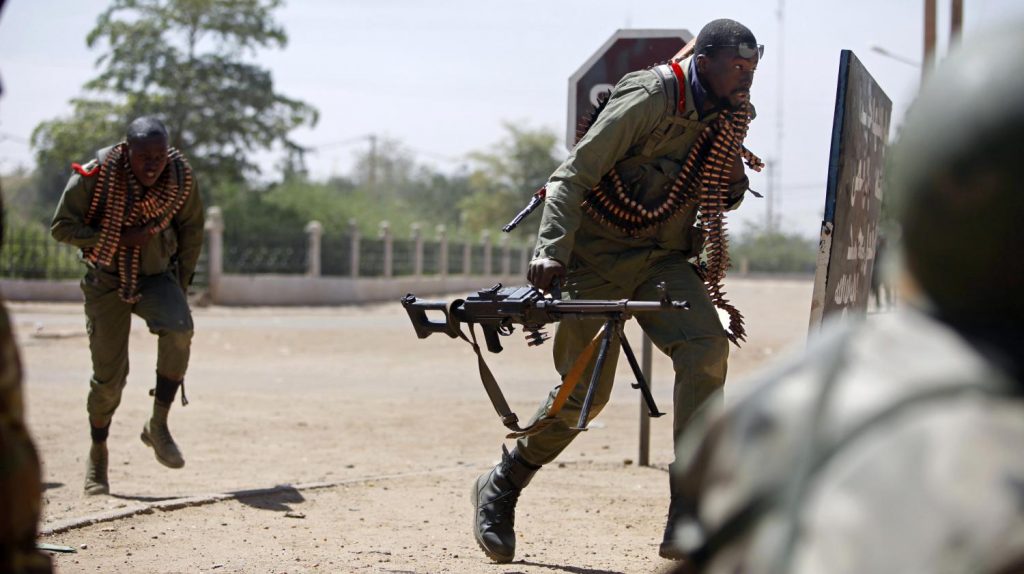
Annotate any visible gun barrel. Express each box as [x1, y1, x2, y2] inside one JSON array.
[[545, 299, 689, 315], [502, 188, 547, 233]]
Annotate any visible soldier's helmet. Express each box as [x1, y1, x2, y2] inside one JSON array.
[[889, 23, 1024, 326]]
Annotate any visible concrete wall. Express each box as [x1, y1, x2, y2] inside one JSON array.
[[213, 273, 519, 306], [0, 274, 522, 306], [1, 279, 82, 302]]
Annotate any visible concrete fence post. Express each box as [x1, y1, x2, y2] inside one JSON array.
[[462, 237, 472, 276], [305, 220, 323, 277], [205, 206, 224, 303], [379, 221, 393, 278], [349, 219, 361, 278], [437, 225, 448, 278], [500, 234, 511, 277], [411, 223, 423, 277], [482, 230, 493, 276]]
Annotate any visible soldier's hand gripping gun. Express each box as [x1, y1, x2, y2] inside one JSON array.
[[401, 283, 689, 438]]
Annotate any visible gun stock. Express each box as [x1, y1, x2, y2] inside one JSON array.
[[400, 295, 459, 340]]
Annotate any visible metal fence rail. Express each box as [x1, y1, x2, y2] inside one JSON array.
[[0, 228, 82, 280], [223, 229, 306, 274], [2, 215, 535, 283], [320, 233, 353, 277]]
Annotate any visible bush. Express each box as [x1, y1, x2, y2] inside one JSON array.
[[730, 225, 817, 274]]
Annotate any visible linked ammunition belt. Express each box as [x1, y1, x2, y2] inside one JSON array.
[[83, 143, 193, 303], [581, 104, 761, 344]]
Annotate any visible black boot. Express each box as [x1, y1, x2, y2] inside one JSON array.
[[659, 462, 691, 560], [84, 422, 111, 495], [140, 374, 185, 469], [471, 445, 540, 563]]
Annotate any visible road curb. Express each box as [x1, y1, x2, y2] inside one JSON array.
[[41, 465, 473, 536]]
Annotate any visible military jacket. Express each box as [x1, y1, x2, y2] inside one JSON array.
[[50, 147, 205, 286], [535, 56, 749, 284], [673, 307, 1024, 574]]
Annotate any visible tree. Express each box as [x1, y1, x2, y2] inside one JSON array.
[[459, 122, 562, 238], [31, 0, 318, 210]]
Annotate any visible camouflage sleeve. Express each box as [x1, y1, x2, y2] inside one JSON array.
[[534, 74, 667, 264], [50, 169, 99, 249], [0, 303, 52, 574], [172, 174, 205, 289], [725, 175, 750, 211]]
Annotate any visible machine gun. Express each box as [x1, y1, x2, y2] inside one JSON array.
[[401, 283, 689, 438]]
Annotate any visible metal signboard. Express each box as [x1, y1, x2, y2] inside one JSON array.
[[567, 29, 693, 150], [809, 50, 892, 330]]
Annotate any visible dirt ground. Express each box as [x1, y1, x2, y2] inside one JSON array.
[[10, 277, 814, 573]]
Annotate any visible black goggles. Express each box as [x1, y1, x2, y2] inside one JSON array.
[[704, 42, 764, 60]]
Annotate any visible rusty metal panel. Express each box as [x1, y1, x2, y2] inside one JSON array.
[[809, 50, 892, 331]]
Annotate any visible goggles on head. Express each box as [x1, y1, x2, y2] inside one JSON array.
[[704, 42, 764, 60]]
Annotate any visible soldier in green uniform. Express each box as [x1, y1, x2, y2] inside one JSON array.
[[667, 25, 1024, 574], [1, 191, 54, 574], [51, 116, 204, 495], [472, 19, 763, 563]]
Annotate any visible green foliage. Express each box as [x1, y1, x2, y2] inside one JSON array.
[[459, 122, 561, 238], [0, 215, 81, 280], [31, 99, 127, 219], [729, 223, 817, 274], [29, 0, 318, 216], [212, 124, 561, 243]]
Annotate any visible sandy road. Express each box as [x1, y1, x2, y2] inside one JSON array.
[[9, 277, 813, 573]]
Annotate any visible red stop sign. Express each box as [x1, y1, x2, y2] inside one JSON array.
[[567, 29, 694, 149]]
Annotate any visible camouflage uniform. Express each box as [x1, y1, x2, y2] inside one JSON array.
[[669, 25, 1024, 573], [671, 309, 1024, 574], [0, 194, 53, 572]]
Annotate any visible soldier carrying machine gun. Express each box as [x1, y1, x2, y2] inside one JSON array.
[[401, 283, 689, 438]]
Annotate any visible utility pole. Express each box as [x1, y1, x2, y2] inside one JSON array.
[[367, 134, 378, 191], [951, 0, 964, 44], [923, 0, 937, 81], [773, 0, 785, 232]]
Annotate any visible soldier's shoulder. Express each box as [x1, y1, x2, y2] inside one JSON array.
[[618, 68, 666, 96], [70, 159, 100, 178]]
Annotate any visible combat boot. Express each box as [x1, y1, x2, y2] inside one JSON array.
[[84, 442, 109, 495], [471, 445, 540, 563], [659, 462, 691, 560], [141, 401, 185, 468]]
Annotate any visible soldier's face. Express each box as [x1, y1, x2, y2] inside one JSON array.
[[128, 136, 169, 187], [698, 48, 758, 109]]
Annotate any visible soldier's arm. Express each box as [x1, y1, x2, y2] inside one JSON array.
[[534, 76, 667, 263], [50, 168, 100, 248], [725, 151, 750, 211], [172, 175, 205, 289]]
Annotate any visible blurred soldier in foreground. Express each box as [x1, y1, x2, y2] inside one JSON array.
[[473, 18, 764, 563], [666, 25, 1024, 573], [1, 179, 53, 574], [0, 4, 53, 562], [51, 117, 204, 495]]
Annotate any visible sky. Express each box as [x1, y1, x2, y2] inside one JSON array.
[[1, 0, 1022, 239]]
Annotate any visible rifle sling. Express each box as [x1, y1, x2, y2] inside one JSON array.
[[457, 322, 606, 439]]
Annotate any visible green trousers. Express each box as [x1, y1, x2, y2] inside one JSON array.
[[81, 269, 193, 425], [516, 253, 729, 466]]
